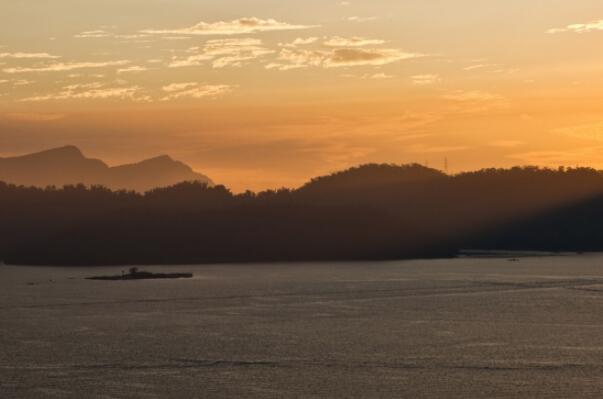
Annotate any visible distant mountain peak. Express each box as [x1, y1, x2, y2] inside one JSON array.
[[0, 146, 213, 192], [19, 145, 86, 160], [53, 145, 83, 154], [141, 155, 176, 164]]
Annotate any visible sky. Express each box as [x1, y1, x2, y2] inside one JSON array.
[[2, 1, 603, 191]]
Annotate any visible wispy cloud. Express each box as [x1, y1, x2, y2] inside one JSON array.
[[20, 84, 144, 102], [266, 49, 323, 70], [162, 82, 199, 92], [346, 16, 378, 23], [267, 47, 421, 70], [326, 48, 420, 67], [341, 72, 393, 80], [2, 112, 66, 121], [463, 63, 497, 71], [75, 30, 150, 40], [411, 74, 440, 85], [142, 17, 317, 36], [265, 62, 306, 71], [74, 30, 112, 38], [117, 66, 148, 74], [279, 37, 319, 48], [17, 80, 232, 102], [3, 60, 130, 74], [169, 38, 273, 68], [161, 83, 233, 100], [0, 52, 60, 59], [548, 19, 603, 34], [369, 72, 393, 79], [442, 90, 507, 113], [12, 79, 35, 86], [323, 36, 385, 47]]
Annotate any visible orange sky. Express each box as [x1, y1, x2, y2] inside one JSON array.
[[2, 1, 603, 191]]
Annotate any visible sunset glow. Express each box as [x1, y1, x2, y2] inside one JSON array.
[[2, 1, 603, 191]]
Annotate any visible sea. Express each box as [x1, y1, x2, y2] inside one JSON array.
[[2, 255, 603, 398]]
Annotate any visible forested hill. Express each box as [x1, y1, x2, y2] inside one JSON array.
[[2, 163, 603, 265]]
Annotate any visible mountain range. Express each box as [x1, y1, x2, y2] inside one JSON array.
[[0, 145, 213, 192]]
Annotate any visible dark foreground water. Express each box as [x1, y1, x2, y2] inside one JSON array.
[[3, 256, 603, 398]]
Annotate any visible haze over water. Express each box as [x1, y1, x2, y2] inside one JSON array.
[[3, 255, 603, 398]]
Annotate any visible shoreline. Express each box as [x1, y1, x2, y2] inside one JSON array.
[[1, 250, 598, 268]]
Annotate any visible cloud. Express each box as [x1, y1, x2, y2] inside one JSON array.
[[20, 84, 144, 102], [117, 66, 148, 74], [16, 80, 232, 103], [341, 72, 393, 79], [74, 30, 112, 38], [268, 47, 421, 70], [268, 48, 324, 70], [12, 79, 35, 86], [369, 72, 393, 79], [325, 48, 420, 67], [167, 52, 212, 68], [63, 82, 105, 90], [441, 90, 507, 114], [169, 38, 274, 68], [162, 82, 198, 92], [75, 30, 151, 40], [411, 74, 440, 85], [265, 62, 307, 71], [0, 52, 60, 59], [463, 63, 497, 71], [279, 37, 319, 47], [160, 83, 233, 100], [3, 60, 130, 74], [142, 17, 317, 36], [323, 36, 385, 47], [346, 16, 378, 23], [1, 112, 66, 122], [547, 20, 603, 34], [161, 36, 192, 41]]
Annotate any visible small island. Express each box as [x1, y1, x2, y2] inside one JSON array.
[[87, 267, 193, 281]]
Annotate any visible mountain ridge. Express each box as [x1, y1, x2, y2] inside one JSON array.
[[0, 145, 213, 192]]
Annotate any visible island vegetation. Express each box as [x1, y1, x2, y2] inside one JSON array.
[[87, 267, 193, 281]]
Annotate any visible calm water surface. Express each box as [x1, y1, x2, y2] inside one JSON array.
[[2, 256, 603, 398]]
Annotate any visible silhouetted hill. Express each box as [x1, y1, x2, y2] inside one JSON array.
[[0, 146, 213, 192], [3, 163, 603, 265], [299, 163, 445, 195]]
